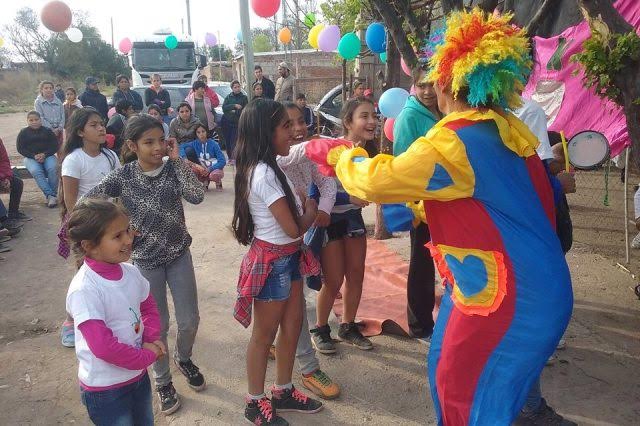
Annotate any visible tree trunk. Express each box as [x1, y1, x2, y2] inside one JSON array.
[[370, 0, 418, 68], [576, 0, 640, 166], [442, 0, 464, 13]]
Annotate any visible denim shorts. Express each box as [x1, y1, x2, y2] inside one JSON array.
[[326, 209, 366, 241], [255, 252, 302, 302]]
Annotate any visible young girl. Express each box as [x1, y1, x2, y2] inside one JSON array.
[[59, 107, 121, 347], [180, 123, 226, 190], [35, 80, 65, 146], [253, 82, 264, 99], [16, 111, 59, 207], [85, 114, 205, 416], [185, 81, 217, 136], [147, 105, 170, 140], [66, 198, 163, 426], [310, 97, 378, 354], [233, 99, 323, 425], [144, 74, 172, 124], [63, 87, 82, 128], [106, 100, 135, 155], [222, 80, 248, 164], [169, 102, 200, 145]]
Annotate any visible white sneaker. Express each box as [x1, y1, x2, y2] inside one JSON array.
[[47, 196, 58, 208], [632, 232, 640, 249]]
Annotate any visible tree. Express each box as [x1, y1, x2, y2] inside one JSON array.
[[320, 0, 363, 33], [254, 34, 274, 53], [4, 7, 58, 71]]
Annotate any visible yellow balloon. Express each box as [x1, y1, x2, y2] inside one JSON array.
[[278, 27, 292, 44], [0, 37, 4, 48], [308, 24, 324, 49]]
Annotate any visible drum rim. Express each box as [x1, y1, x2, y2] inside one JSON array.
[[567, 130, 610, 170]]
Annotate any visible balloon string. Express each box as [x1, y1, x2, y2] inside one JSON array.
[[560, 130, 570, 172]]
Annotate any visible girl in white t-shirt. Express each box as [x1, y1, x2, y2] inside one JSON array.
[[232, 99, 322, 425], [65, 198, 163, 426], [59, 107, 120, 348]]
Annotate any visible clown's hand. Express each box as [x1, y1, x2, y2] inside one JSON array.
[[305, 138, 353, 176]]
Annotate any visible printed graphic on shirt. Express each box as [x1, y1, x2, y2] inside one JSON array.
[[129, 307, 143, 348]]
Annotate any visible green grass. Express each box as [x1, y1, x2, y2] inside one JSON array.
[[0, 104, 31, 115]]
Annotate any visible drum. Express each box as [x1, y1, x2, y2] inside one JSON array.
[[567, 130, 610, 170]]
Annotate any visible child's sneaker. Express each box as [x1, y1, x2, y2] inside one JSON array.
[[174, 358, 206, 391], [60, 321, 75, 348], [310, 325, 336, 354], [245, 396, 288, 425], [215, 182, 223, 191], [156, 382, 181, 415], [271, 385, 323, 413], [338, 322, 373, 350], [301, 369, 340, 400]]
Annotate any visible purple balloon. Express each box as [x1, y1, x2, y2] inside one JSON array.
[[205, 32, 218, 47], [318, 25, 340, 52]]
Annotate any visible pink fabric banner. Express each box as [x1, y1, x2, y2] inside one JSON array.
[[523, 0, 640, 157]]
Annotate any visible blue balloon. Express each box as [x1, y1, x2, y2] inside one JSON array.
[[379, 87, 409, 118], [365, 22, 386, 54]]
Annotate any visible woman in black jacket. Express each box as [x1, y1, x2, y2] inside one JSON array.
[[144, 74, 172, 124]]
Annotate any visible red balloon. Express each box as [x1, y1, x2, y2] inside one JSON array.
[[40, 1, 72, 33], [384, 118, 395, 142], [251, 0, 281, 18]]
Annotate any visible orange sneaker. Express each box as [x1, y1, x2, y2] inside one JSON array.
[[301, 369, 340, 400]]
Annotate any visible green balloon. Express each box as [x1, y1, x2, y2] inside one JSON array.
[[165, 35, 178, 50], [338, 33, 361, 60], [379, 52, 387, 64], [304, 13, 316, 28]]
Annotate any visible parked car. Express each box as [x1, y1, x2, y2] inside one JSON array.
[[314, 84, 343, 137]]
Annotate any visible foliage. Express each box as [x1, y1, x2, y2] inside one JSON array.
[[3, 7, 129, 84], [571, 20, 640, 105], [320, 0, 364, 33], [253, 34, 274, 53], [198, 44, 233, 62]]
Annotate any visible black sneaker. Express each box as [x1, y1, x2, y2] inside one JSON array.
[[9, 211, 32, 222], [310, 324, 337, 354], [174, 358, 206, 391], [514, 398, 577, 426], [156, 382, 181, 415], [245, 396, 289, 425], [338, 322, 373, 350], [271, 385, 323, 414]]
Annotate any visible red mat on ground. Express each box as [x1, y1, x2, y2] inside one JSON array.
[[332, 239, 441, 337]]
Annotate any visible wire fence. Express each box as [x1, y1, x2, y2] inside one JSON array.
[[567, 149, 640, 270]]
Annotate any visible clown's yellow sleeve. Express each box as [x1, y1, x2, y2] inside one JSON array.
[[335, 127, 474, 204]]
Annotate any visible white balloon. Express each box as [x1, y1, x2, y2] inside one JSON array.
[[66, 28, 83, 43]]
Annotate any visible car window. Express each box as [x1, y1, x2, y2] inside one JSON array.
[[212, 85, 232, 99], [331, 94, 343, 112], [166, 88, 191, 106]]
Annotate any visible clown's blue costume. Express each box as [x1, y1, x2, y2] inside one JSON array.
[[305, 9, 573, 425]]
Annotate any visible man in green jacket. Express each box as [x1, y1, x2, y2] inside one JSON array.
[[392, 65, 442, 339]]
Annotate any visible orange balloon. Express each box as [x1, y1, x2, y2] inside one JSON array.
[[40, 1, 72, 33], [278, 27, 292, 44]]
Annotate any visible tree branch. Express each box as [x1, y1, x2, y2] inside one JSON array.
[[395, 0, 426, 42], [441, 0, 464, 13], [370, 0, 418, 68]]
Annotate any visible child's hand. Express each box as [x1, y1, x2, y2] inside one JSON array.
[[296, 189, 308, 205], [314, 211, 330, 227], [166, 139, 179, 160], [152, 340, 167, 355], [143, 342, 164, 359], [349, 195, 369, 208]]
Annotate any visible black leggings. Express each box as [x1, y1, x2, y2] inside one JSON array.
[[407, 222, 436, 338]]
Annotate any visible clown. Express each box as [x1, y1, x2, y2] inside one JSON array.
[[305, 9, 573, 425]]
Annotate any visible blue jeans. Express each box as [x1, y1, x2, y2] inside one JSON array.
[[80, 373, 153, 426], [24, 156, 58, 198], [255, 253, 301, 301]]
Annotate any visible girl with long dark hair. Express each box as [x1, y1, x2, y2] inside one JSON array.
[[232, 99, 323, 425]]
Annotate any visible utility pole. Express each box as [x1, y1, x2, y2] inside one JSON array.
[[239, 0, 254, 98], [281, 0, 288, 60], [293, 0, 302, 50], [110, 17, 114, 47], [218, 30, 223, 81], [186, 0, 192, 36]]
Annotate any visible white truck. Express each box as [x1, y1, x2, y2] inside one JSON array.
[[129, 30, 206, 87]]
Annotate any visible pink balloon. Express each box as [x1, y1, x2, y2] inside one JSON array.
[[108, 107, 116, 119], [119, 37, 132, 54], [401, 58, 411, 76], [251, 0, 280, 18], [318, 25, 341, 52], [205, 32, 217, 47], [384, 118, 395, 142]]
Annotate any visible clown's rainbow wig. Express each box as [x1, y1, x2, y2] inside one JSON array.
[[427, 8, 531, 109]]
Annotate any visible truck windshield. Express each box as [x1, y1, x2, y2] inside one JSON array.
[[132, 44, 196, 71]]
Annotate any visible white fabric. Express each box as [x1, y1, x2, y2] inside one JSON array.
[[634, 186, 640, 220], [514, 98, 554, 161], [249, 162, 302, 245], [66, 263, 150, 387], [530, 79, 565, 127], [61, 148, 120, 197]]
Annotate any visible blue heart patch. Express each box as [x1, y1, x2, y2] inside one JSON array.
[[444, 253, 488, 298]]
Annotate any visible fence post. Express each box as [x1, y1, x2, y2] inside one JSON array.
[[624, 146, 630, 264]]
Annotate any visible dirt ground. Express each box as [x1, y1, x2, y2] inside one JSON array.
[[0, 112, 639, 425]]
